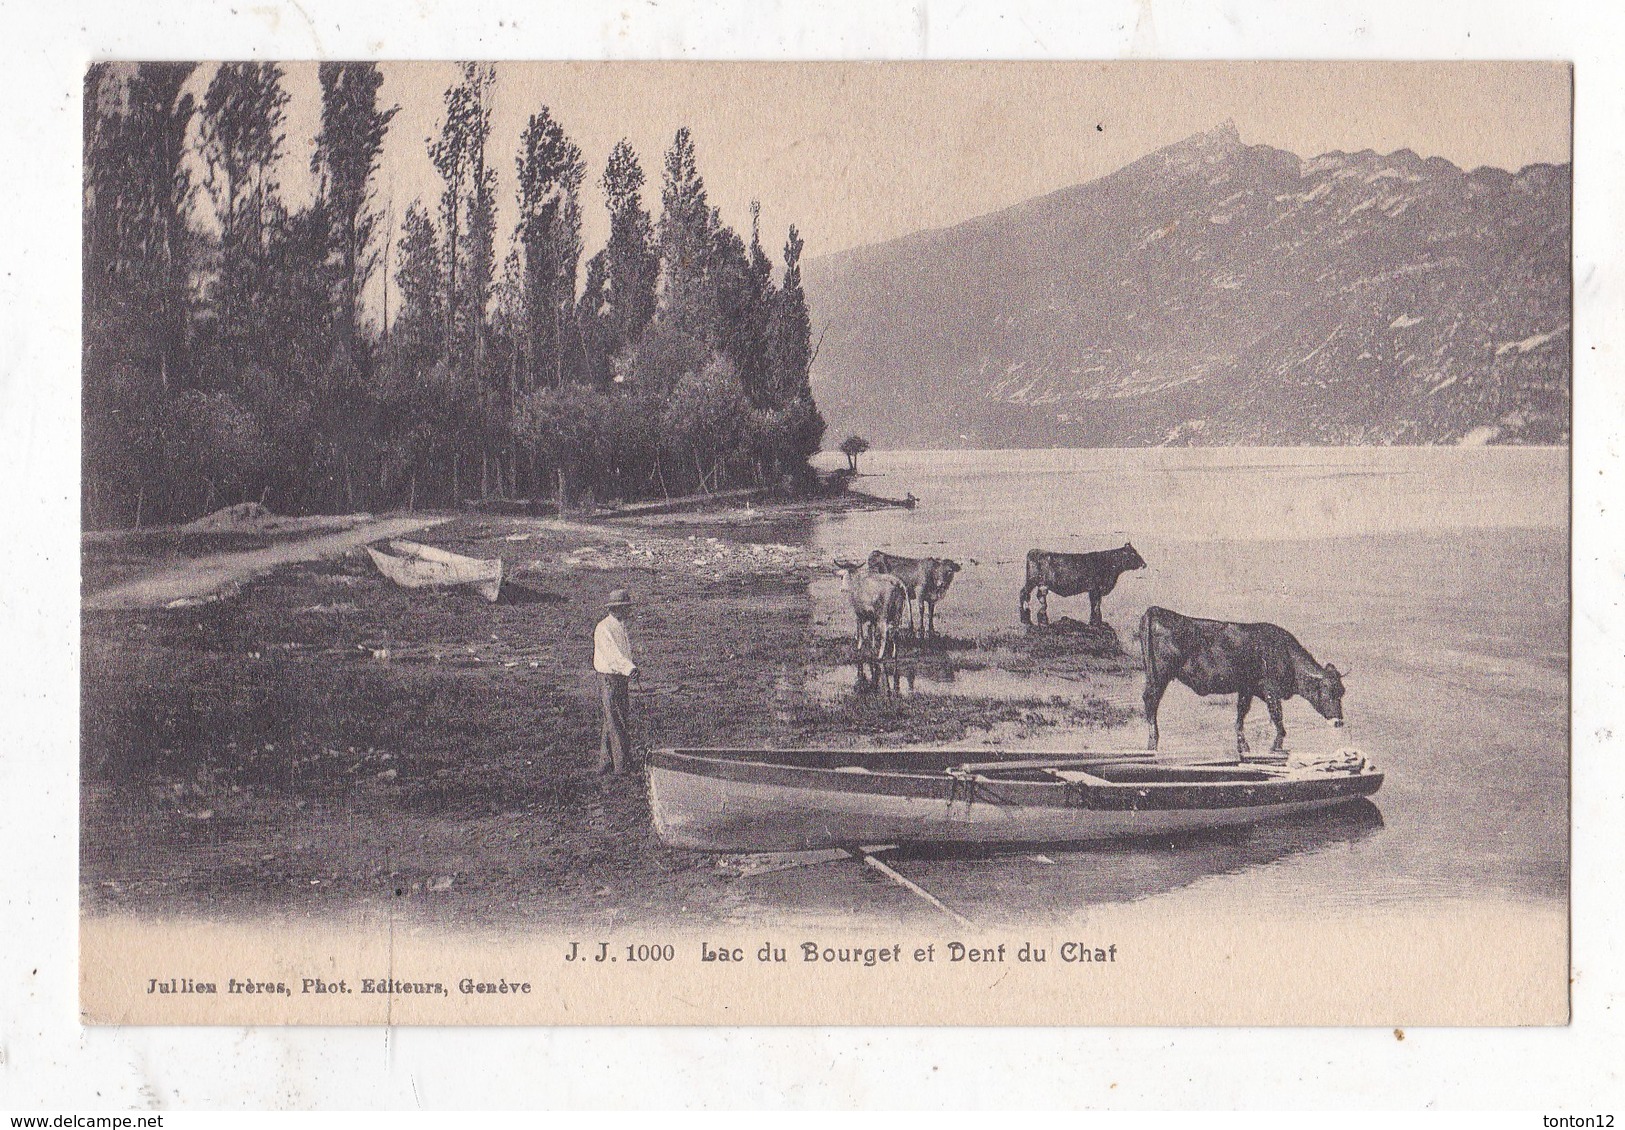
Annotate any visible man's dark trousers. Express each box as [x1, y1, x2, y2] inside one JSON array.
[[598, 673, 632, 774]]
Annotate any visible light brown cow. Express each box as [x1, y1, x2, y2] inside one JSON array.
[[865, 550, 962, 637], [834, 561, 908, 660]]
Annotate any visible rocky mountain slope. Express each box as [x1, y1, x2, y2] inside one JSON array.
[[803, 122, 1570, 448]]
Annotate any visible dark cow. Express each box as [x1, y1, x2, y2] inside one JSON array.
[[1139, 606, 1347, 756], [1019, 543, 1146, 626], [865, 550, 962, 636]]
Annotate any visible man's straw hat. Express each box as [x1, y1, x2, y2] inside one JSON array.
[[605, 588, 635, 609]]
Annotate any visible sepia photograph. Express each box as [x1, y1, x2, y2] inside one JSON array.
[[76, 59, 1570, 1026]]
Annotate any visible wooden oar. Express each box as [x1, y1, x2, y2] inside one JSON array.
[[849, 849, 973, 927], [952, 753, 1155, 775], [721, 843, 897, 878]]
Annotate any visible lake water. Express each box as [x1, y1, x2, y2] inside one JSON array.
[[741, 447, 1569, 925]]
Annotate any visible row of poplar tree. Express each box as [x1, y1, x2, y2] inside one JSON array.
[[83, 61, 827, 527]]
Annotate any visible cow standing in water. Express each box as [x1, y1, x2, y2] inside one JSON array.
[[1019, 544, 1146, 627], [1139, 605, 1347, 756], [834, 562, 908, 661], [865, 550, 962, 637]]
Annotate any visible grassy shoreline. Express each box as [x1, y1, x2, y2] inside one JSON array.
[[81, 505, 1136, 927]]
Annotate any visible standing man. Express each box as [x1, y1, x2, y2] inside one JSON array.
[[593, 588, 639, 775]]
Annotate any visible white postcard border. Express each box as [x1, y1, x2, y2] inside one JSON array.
[[4, 0, 1621, 1109]]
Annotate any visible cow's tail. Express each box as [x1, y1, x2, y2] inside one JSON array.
[[1139, 606, 1160, 684]]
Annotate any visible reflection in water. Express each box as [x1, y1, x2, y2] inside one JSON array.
[[852, 659, 917, 696], [831, 617, 1130, 703], [844, 627, 975, 697], [890, 800, 1387, 924], [828, 657, 1114, 705]]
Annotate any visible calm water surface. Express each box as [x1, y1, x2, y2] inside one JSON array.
[[740, 447, 1568, 924]]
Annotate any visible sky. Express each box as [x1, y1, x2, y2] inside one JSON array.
[[184, 60, 1571, 320]]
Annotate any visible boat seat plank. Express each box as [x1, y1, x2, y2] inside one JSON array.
[[1043, 768, 1115, 787], [952, 755, 1153, 774]]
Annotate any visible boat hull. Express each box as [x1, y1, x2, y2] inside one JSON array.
[[366, 540, 504, 602], [647, 748, 1383, 853]]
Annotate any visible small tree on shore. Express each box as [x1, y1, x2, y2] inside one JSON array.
[[840, 435, 870, 472]]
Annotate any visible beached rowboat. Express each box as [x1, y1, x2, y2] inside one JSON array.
[[647, 747, 1382, 852], [366, 539, 504, 602]]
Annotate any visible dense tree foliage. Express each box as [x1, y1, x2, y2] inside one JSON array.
[[82, 64, 825, 526], [83, 62, 200, 523], [514, 106, 585, 393], [598, 140, 659, 369], [313, 62, 399, 363]]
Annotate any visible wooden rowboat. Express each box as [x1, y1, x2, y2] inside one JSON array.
[[647, 747, 1382, 852], [366, 539, 504, 602]]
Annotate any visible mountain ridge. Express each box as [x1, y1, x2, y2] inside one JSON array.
[[803, 124, 1570, 448]]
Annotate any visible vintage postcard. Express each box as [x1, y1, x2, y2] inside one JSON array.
[[79, 60, 1570, 1025]]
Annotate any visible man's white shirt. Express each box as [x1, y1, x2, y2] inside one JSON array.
[[593, 614, 637, 676]]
